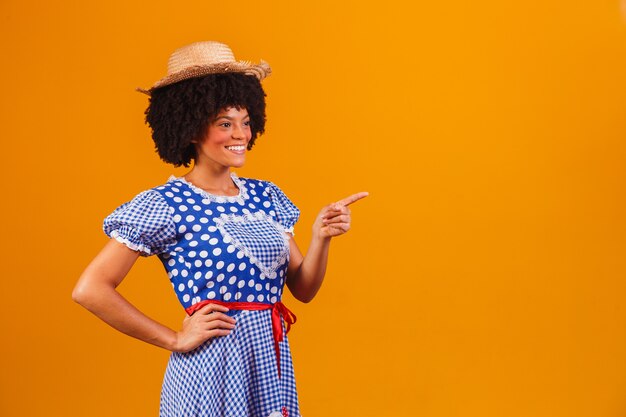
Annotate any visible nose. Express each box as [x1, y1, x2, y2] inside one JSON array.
[[232, 122, 247, 140]]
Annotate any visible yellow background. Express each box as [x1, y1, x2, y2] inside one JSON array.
[[1, 1, 626, 416]]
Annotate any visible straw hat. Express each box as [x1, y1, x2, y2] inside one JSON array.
[[137, 41, 271, 95]]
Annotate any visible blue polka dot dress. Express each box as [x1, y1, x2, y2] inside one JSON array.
[[103, 172, 301, 417]]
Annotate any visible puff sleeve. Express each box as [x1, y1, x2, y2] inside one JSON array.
[[266, 182, 300, 235], [103, 190, 177, 256]]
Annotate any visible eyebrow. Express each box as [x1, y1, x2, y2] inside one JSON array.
[[215, 114, 250, 121]]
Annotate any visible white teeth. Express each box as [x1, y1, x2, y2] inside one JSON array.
[[226, 146, 245, 151]]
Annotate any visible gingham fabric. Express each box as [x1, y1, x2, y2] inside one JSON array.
[[103, 173, 301, 417], [215, 211, 290, 278], [266, 182, 299, 235], [160, 310, 299, 417], [103, 190, 177, 256]]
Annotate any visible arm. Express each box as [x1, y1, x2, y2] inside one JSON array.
[[72, 239, 235, 352], [286, 192, 368, 303]]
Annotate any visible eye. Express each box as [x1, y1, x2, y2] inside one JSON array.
[[219, 122, 231, 128], [243, 120, 251, 127]]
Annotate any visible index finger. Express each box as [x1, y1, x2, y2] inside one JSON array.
[[335, 192, 369, 207]]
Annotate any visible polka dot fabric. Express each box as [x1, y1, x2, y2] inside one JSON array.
[[102, 172, 301, 417]]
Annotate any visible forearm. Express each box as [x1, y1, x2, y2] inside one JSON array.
[[73, 241, 180, 351], [287, 235, 331, 303], [73, 281, 179, 351], [285, 191, 368, 302]]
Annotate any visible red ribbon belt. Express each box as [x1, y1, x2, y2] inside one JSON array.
[[186, 300, 297, 377]]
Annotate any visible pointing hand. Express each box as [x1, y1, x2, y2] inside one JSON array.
[[313, 192, 369, 239]]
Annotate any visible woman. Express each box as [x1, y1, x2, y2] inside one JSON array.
[[73, 41, 367, 417]]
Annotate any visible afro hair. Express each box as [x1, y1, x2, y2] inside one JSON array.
[[144, 72, 267, 167]]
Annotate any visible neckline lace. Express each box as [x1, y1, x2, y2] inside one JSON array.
[[168, 172, 249, 204]]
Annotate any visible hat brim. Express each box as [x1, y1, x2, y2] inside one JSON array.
[[136, 60, 271, 96]]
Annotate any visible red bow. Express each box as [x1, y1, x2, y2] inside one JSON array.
[[271, 302, 297, 377]]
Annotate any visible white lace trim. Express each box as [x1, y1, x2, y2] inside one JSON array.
[[268, 412, 283, 417], [110, 230, 152, 255], [167, 172, 248, 204], [214, 211, 290, 278]]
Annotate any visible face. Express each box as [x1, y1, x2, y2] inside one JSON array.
[[193, 107, 252, 169]]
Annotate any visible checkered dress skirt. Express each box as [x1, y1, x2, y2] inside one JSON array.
[[160, 310, 299, 417]]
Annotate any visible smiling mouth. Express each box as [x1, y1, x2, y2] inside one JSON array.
[[225, 145, 246, 153]]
